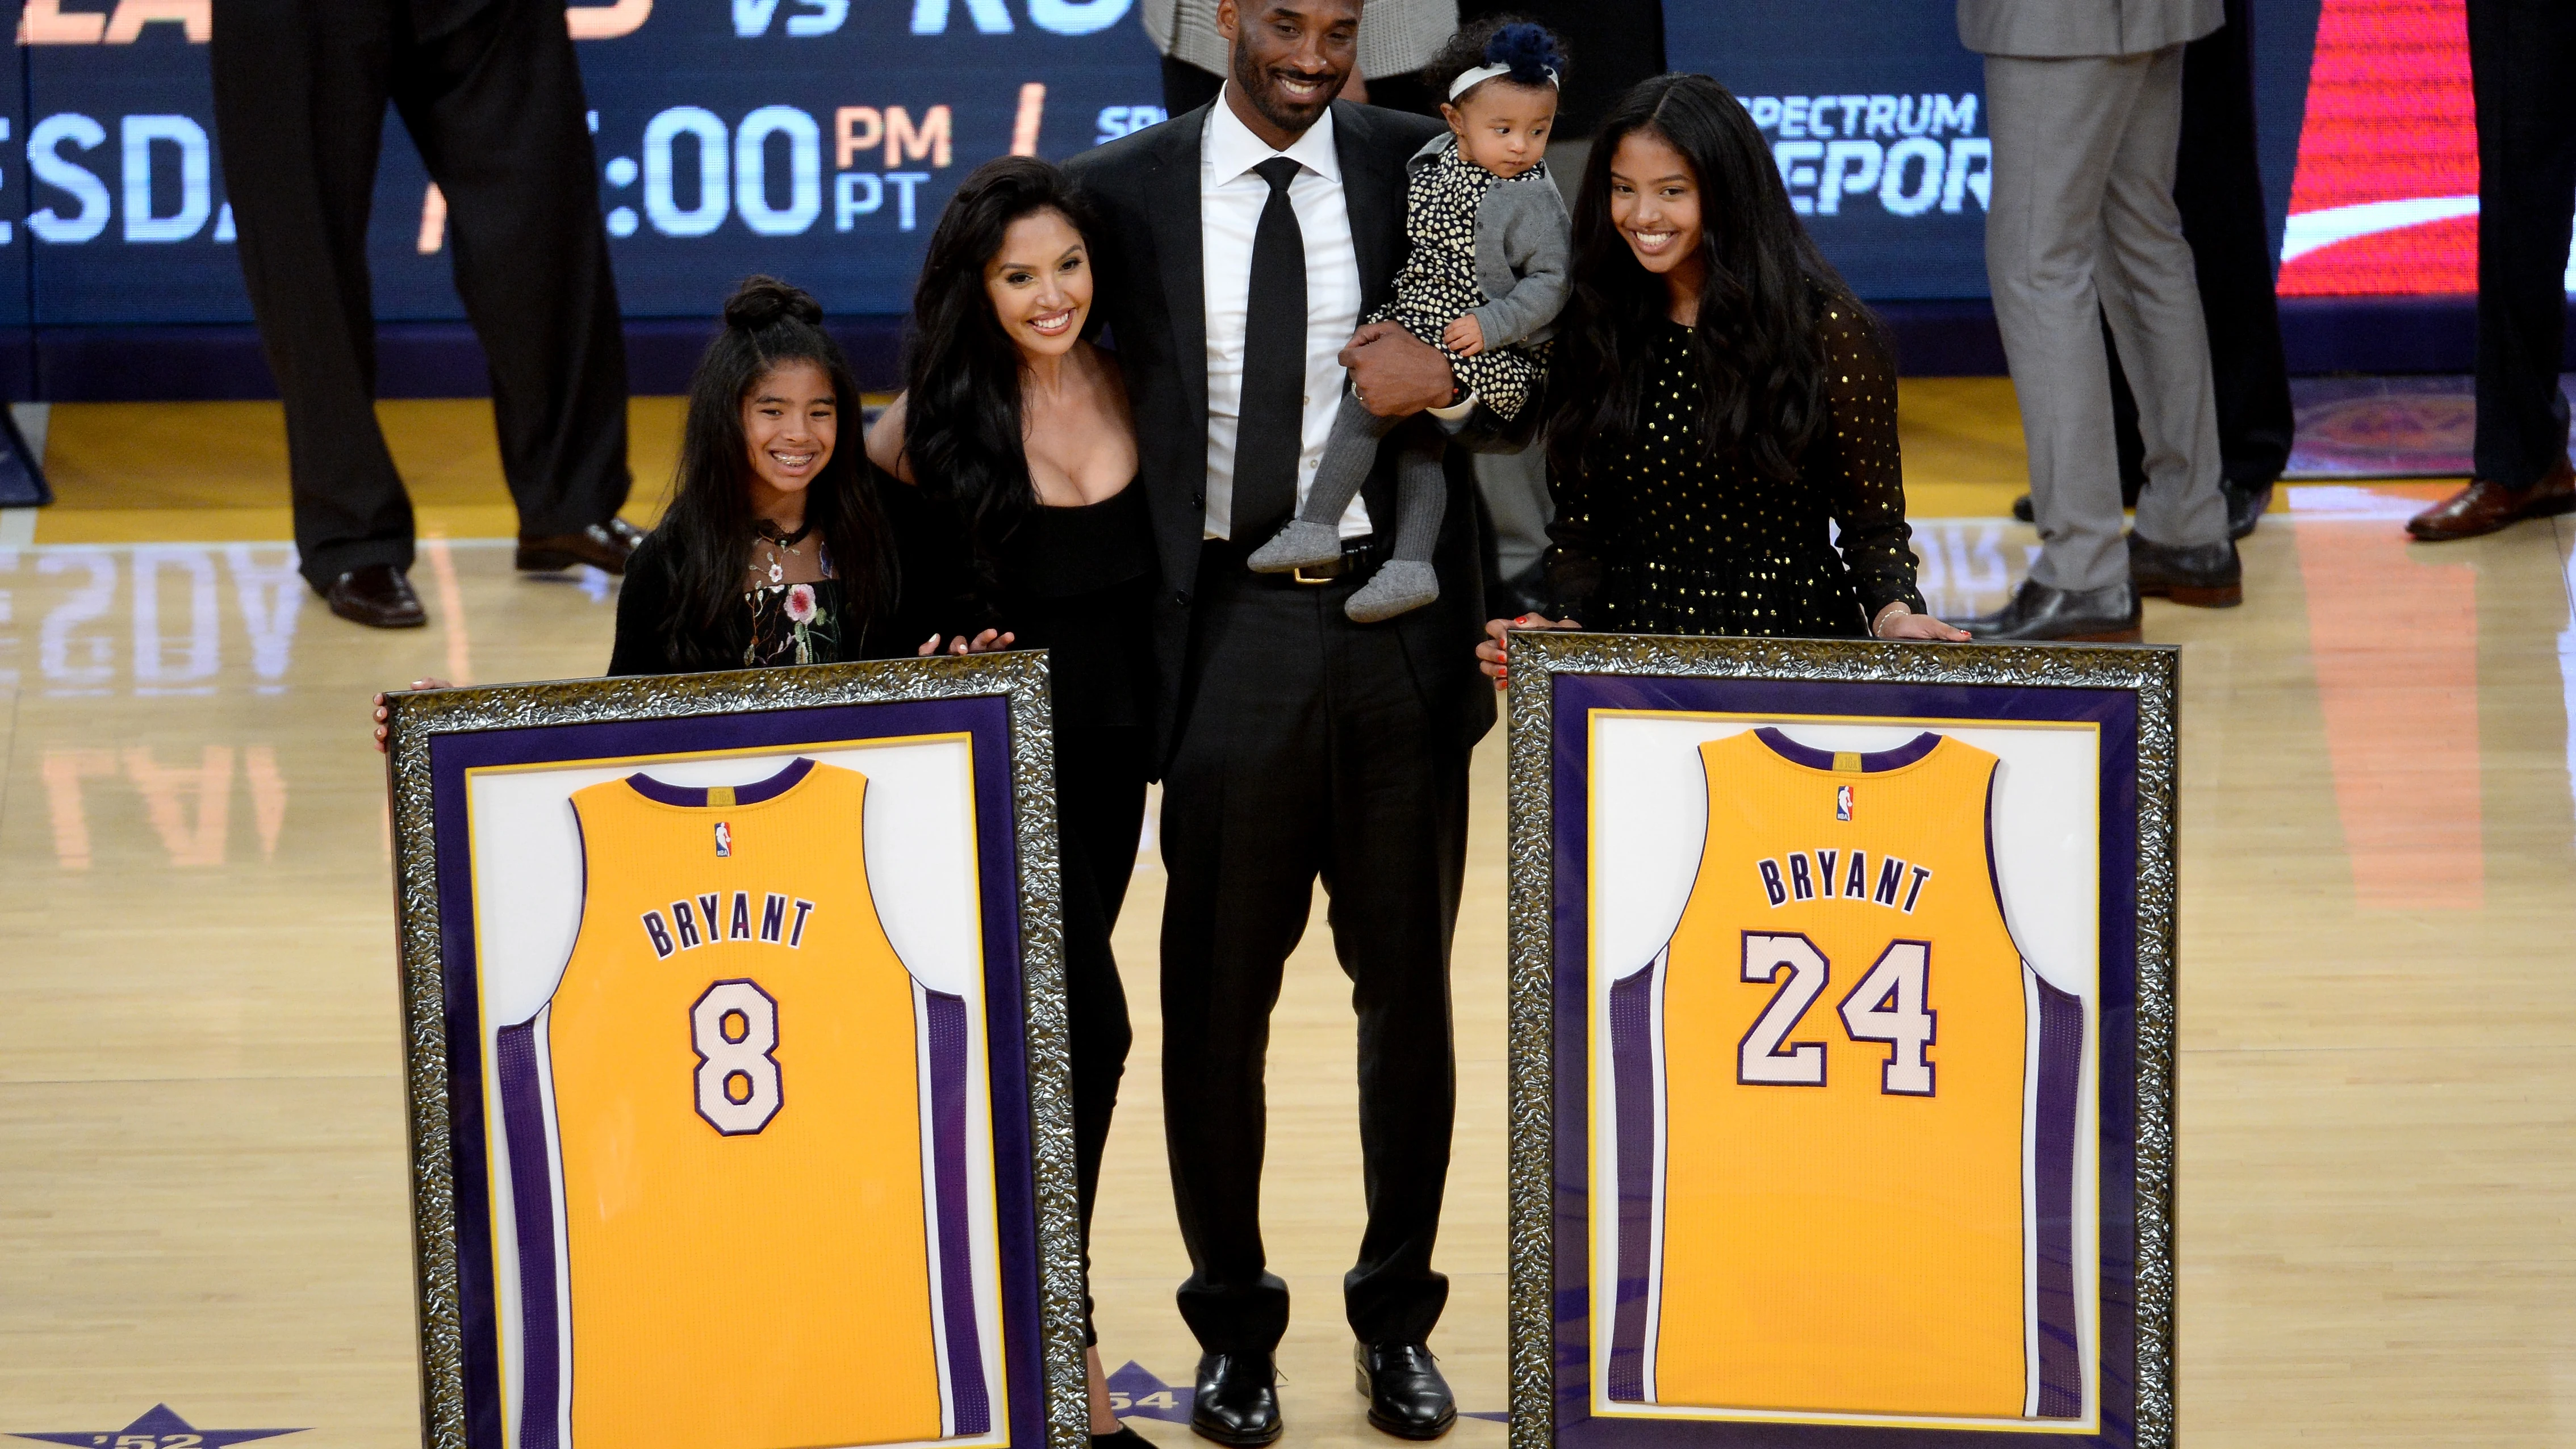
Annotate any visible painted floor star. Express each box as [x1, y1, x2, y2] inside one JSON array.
[[9, 1404, 307, 1448]]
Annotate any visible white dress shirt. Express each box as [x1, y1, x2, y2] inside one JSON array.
[[1199, 88, 1371, 541]]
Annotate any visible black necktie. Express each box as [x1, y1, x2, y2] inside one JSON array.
[[1233, 156, 1308, 540]]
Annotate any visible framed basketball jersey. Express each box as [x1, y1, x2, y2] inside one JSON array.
[[1501, 635, 2178, 1449], [383, 658, 1091, 1449]]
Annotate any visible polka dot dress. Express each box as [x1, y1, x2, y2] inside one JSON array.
[[1375, 136, 1550, 421], [1543, 294, 1926, 639]]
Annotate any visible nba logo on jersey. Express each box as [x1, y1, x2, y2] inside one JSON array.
[[714, 820, 733, 857], [1835, 785, 1853, 821]]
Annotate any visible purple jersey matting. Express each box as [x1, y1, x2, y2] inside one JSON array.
[[1546, 672, 2142, 1449], [426, 696, 1042, 1449]]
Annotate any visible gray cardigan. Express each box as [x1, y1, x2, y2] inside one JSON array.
[[1406, 136, 1573, 350]]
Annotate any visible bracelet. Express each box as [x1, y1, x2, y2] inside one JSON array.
[[1870, 601, 1911, 638]]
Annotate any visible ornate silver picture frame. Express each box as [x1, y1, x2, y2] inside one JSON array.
[[1503, 634, 2179, 1449], [383, 654, 1086, 1449]]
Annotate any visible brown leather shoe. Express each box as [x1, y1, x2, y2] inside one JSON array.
[[325, 563, 428, 629], [2406, 454, 2576, 541], [517, 517, 643, 574]]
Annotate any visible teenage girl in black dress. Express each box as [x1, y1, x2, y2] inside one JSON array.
[[866, 157, 1153, 1449], [610, 275, 1005, 672], [1477, 74, 1967, 686], [369, 275, 1003, 726]]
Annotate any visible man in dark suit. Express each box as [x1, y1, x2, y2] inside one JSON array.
[[1069, 1, 1507, 1441], [2407, 0, 2576, 540], [211, 0, 639, 628]]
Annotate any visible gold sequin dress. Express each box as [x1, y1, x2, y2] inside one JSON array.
[[1542, 307, 1925, 638]]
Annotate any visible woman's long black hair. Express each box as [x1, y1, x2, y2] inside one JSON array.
[[900, 155, 1105, 600], [655, 275, 896, 668], [1544, 73, 1874, 493]]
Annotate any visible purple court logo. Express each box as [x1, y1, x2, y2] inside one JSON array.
[[715, 820, 734, 857], [8, 1404, 307, 1447]]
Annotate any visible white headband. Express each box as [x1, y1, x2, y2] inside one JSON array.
[[1448, 61, 1558, 101]]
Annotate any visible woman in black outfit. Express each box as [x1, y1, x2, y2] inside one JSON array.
[[866, 156, 1152, 1449], [1477, 74, 1966, 684]]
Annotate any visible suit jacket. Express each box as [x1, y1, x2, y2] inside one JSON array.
[[1956, 0, 2220, 57], [1068, 99, 1508, 771]]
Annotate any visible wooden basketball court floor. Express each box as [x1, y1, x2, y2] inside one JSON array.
[[2, 383, 2574, 1447]]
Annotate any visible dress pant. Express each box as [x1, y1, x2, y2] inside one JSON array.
[[1985, 45, 2227, 592], [211, 0, 632, 590], [2109, 0, 2293, 501], [2466, 0, 2576, 487], [1057, 724, 1148, 1348], [1159, 543, 1467, 1354]]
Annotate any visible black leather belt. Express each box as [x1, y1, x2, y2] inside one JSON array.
[[1208, 534, 1384, 586]]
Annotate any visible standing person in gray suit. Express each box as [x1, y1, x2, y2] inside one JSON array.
[[1960, 0, 2244, 642]]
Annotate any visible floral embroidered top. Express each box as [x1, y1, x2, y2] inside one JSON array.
[[742, 575, 845, 666]]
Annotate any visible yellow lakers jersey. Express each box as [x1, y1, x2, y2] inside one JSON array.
[[490, 757, 993, 1449], [1604, 728, 2085, 1422]]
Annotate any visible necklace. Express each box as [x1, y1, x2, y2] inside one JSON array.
[[750, 519, 813, 586]]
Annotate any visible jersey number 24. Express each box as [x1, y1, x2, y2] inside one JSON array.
[[1736, 932, 1934, 1096]]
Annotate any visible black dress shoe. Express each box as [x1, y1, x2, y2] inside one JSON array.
[[1190, 1352, 1281, 1447], [517, 517, 643, 575], [324, 563, 428, 629], [1355, 1342, 1456, 1440], [1965, 578, 2140, 642], [2127, 531, 2242, 607], [2222, 480, 2274, 539]]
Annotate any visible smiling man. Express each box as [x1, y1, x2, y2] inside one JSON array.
[[1070, 2, 1519, 1442]]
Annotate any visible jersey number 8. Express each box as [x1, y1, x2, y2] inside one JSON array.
[[1737, 932, 1935, 1095], [692, 978, 784, 1134]]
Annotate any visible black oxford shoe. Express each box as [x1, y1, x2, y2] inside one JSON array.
[[1356, 1341, 1456, 1440], [1190, 1352, 1281, 1447], [2223, 480, 2274, 539], [1965, 578, 2141, 642], [325, 563, 428, 629], [517, 517, 643, 575], [2127, 531, 2242, 607]]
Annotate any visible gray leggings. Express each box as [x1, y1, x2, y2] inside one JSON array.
[[1297, 387, 1448, 562]]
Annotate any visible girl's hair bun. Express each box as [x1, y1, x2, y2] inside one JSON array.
[[1484, 21, 1563, 88], [724, 275, 824, 331]]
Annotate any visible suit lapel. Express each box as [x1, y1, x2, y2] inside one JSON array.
[[1144, 113, 1211, 462], [1335, 102, 1403, 310]]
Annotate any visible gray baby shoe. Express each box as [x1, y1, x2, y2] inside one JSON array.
[[1344, 562, 1438, 622], [1247, 520, 1343, 572]]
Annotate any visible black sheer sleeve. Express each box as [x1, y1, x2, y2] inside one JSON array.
[[867, 464, 980, 659], [607, 528, 679, 676], [1539, 449, 1604, 622], [1806, 303, 1926, 623]]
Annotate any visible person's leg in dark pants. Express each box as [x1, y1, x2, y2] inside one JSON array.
[[2173, 0, 2293, 509], [393, 0, 632, 542], [209, 0, 413, 593], [1157, 557, 1461, 1357], [1160, 572, 1332, 1356], [1320, 606, 1463, 1345], [1055, 723, 1148, 1346], [2467, 0, 2576, 488]]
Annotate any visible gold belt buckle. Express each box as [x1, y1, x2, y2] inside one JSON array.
[[1291, 560, 1339, 585]]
